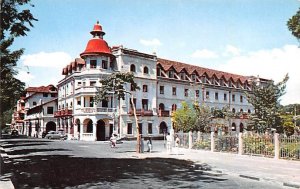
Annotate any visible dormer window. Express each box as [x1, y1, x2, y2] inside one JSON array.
[[144, 66, 149, 74], [102, 60, 108, 69], [180, 72, 186, 80], [168, 70, 174, 78], [191, 74, 196, 81], [90, 60, 97, 69], [130, 64, 136, 72], [157, 68, 161, 76]]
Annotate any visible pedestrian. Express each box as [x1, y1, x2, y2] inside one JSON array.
[[147, 137, 152, 152], [110, 134, 117, 148], [175, 134, 180, 155], [166, 133, 172, 154]]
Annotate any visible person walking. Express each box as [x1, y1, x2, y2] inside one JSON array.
[[110, 134, 117, 148], [166, 133, 172, 154], [147, 137, 152, 152], [175, 134, 180, 155]]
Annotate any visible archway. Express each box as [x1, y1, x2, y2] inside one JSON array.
[[232, 122, 236, 131], [75, 119, 80, 132], [46, 121, 56, 133], [83, 118, 93, 133], [159, 121, 168, 134], [96, 119, 106, 141], [159, 103, 165, 110]]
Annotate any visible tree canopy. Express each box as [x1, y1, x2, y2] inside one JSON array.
[[287, 7, 300, 42], [0, 0, 37, 128], [246, 74, 289, 133]]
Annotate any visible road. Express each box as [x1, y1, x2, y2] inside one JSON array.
[[0, 138, 292, 189]]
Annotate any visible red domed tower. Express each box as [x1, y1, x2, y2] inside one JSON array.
[[80, 21, 114, 58]]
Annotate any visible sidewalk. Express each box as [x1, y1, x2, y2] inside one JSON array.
[[139, 147, 300, 188]]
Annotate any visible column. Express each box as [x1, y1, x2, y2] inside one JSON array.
[[238, 132, 243, 155], [189, 131, 193, 149], [93, 122, 97, 141], [211, 131, 215, 152], [274, 133, 280, 159]]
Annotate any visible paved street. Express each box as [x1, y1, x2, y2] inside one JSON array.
[[0, 138, 299, 188]]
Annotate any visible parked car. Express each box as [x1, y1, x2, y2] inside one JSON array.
[[45, 131, 67, 140], [11, 130, 19, 137]]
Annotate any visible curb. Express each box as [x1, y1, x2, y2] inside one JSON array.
[[0, 146, 15, 189], [283, 182, 300, 189]]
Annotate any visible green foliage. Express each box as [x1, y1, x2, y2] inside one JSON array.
[[193, 103, 212, 132], [172, 102, 197, 132], [96, 72, 140, 102], [246, 75, 289, 133], [287, 8, 300, 42], [0, 0, 37, 127]]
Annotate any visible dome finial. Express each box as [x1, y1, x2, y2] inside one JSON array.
[[96, 20, 99, 24]]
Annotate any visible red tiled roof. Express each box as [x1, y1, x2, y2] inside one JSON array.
[[75, 58, 85, 65], [157, 58, 249, 83], [26, 85, 57, 93]]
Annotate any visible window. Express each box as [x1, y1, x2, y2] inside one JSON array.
[[224, 93, 227, 101], [184, 89, 189, 97], [138, 123, 143, 134], [90, 97, 94, 107], [196, 90, 199, 97], [232, 94, 235, 102], [206, 91, 210, 99], [240, 95, 243, 103], [168, 70, 174, 78], [47, 107, 54, 114], [191, 74, 196, 81], [172, 87, 176, 95], [232, 123, 236, 131], [160, 86, 164, 94], [248, 109, 251, 114], [43, 93, 48, 97], [102, 60, 108, 69], [51, 93, 56, 97], [102, 100, 108, 107], [130, 98, 136, 109], [144, 66, 149, 74], [78, 82, 82, 87], [90, 81, 96, 86], [77, 99, 81, 105], [142, 99, 148, 110], [215, 92, 219, 100], [180, 72, 186, 80], [172, 104, 177, 111], [127, 123, 133, 134], [240, 109, 243, 113], [90, 60, 97, 69], [143, 85, 148, 92], [130, 64, 136, 72], [148, 123, 152, 134], [131, 84, 135, 91], [232, 108, 236, 113], [33, 101, 37, 106], [157, 68, 161, 76]]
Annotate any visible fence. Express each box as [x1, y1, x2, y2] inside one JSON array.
[[177, 131, 300, 161]]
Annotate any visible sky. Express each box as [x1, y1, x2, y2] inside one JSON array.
[[14, 0, 300, 105]]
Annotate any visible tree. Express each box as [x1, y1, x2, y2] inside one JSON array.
[[287, 8, 300, 42], [95, 72, 141, 152], [246, 74, 289, 133], [193, 103, 212, 132], [0, 0, 37, 128], [172, 102, 197, 132]]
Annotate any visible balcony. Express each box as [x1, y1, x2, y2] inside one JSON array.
[[54, 109, 73, 117], [75, 86, 98, 94], [158, 110, 170, 117], [78, 107, 116, 114], [128, 109, 154, 116]]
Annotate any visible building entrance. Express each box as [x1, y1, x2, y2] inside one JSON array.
[[96, 120, 106, 141]]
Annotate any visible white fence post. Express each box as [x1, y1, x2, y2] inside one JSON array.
[[197, 131, 201, 141], [238, 132, 243, 155], [274, 133, 280, 159], [189, 131, 193, 149], [211, 131, 215, 152]]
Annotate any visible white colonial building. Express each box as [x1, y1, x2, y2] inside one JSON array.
[[21, 85, 58, 137], [54, 21, 262, 141]]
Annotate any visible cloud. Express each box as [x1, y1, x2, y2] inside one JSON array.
[[16, 70, 35, 83], [217, 45, 300, 105], [191, 49, 219, 59], [139, 38, 162, 46], [21, 52, 72, 69], [223, 45, 241, 56]]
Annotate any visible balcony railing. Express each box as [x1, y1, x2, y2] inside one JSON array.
[[78, 107, 116, 114], [54, 109, 73, 117], [128, 109, 154, 116], [158, 110, 170, 117]]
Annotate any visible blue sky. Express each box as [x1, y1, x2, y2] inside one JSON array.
[[14, 0, 300, 105]]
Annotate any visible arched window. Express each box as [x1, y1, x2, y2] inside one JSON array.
[[159, 103, 165, 110], [232, 123, 236, 131], [159, 121, 168, 134], [130, 64, 136, 72], [232, 108, 236, 113], [143, 66, 149, 74], [240, 109, 243, 113], [172, 104, 177, 111], [248, 109, 251, 114], [240, 123, 244, 133]]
